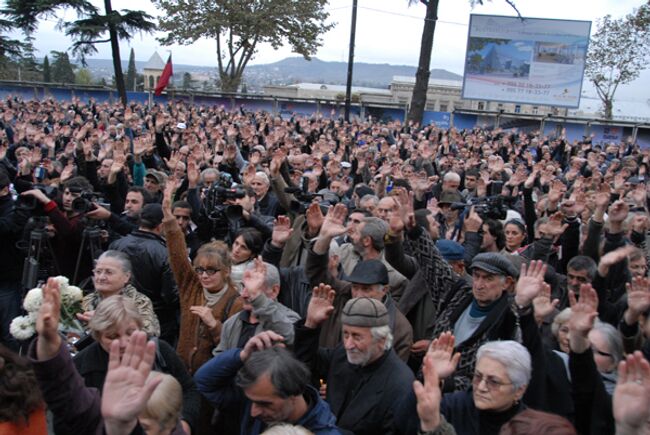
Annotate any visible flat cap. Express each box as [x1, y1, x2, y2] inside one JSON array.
[[341, 297, 389, 327], [343, 259, 389, 285], [436, 239, 465, 261], [470, 252, 519, 278]]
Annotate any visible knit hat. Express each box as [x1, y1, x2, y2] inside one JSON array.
[[436, 239, 464, 261], [341, 297, 389, 327]]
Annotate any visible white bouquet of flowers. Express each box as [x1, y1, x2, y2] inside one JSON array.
[[10, 276, 84, 341]]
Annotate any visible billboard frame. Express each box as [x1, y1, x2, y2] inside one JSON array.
[[461, 14, 592, 109]]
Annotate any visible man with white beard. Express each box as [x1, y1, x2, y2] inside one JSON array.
[[294, 292, 414, 435]]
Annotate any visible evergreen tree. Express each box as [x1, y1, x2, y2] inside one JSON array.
[[50, 51, 76, 84], [126, 47, 136, 91], [42, 55, 51, 82], [182, 71, 192, 90]]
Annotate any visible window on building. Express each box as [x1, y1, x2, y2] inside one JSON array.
[[478, 102, 485, 111], [149, 76, 154, 88], [439, 104, 448, 112], [532, 106, 539, 114], [515, 105, 521, 113]]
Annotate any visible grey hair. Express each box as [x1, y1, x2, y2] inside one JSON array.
[[200, 168, 219, 183], [592, 320, 624, 366], [443, 171, 461, 183], [477, 340, 532, 390], [360, 194, 379, 208], [245, 261, 280, 291], [236, 347, 310, 398], [88, 295, 143, 340], [551, 308, 572, 338], [370, 325, 394, 350], [261, 424, 314, 435], [97, 250, 132, 275], [361, 217, 389, 251]]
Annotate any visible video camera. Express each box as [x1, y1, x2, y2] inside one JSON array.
[[450, 195, 512, 221], [71, 191, 110, 214], [202, 173, 247, 237], [16, 184, 58, 211], [284, 176, 322, 214]]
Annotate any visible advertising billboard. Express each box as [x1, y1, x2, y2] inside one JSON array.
[[462, 14, 591, 108]]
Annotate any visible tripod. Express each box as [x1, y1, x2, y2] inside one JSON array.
[[72, 222, 103, 285], [22, 218, 60, 291]]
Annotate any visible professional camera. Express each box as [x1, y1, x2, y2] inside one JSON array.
[[451, 195, 511, 221], [16, 184, 58, 211], [71, 191, 110, 214], [202, 173, 248, 239], [284, 176, 321, 214]]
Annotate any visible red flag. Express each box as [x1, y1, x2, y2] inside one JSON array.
[[154, 55, 173, 96]]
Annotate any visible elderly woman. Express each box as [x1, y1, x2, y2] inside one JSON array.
[[401, 339, 534, 435], [81, 250, 160, 337], [71, 295, 199, 435]]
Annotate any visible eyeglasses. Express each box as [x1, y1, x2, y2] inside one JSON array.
[[472, 372, 512, 390], [591, 346, 613, 358], [194, 267, 221, 276]]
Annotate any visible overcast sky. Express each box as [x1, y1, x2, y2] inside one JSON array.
[[12, 0, 650, 101]]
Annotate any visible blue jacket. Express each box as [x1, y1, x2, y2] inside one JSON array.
[[195, 348, 341, 435]]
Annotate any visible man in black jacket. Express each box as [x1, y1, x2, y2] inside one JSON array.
[[109, 203, 179, 345], [294, 294, 414, 435]]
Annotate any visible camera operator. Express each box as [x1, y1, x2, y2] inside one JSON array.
[[0, 168, 30, 350], [225, 185, 273, 243], [83, 186, 152, 239], [21, 176, 100, 284]]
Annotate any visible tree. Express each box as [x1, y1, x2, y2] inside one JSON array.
[[153, 0, 334, 93], [50, 50, 76, 84], [406, 0, 520, 124], [182, 71, 192, 90], [2, 0, 156, 106], [75, 67, 93, 85], [42, 55, 51, 82], [125, 47, 136, 91], [586, 4, 650, 119]]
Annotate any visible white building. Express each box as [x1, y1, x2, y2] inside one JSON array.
[[143, 52, 166, 92]]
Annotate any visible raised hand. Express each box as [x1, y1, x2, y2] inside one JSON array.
[[36, 277, 62, 360], [514, 260, 548, 308], [318, 203, 348, 240], [305, 283, 336, 329], [608, 200, 630, 224], [624, 276, 650, 325], [598, 245, 636, 277], [239, 330, 285, 362], [533, 282, 559, 323], [568, 283, 599, 353], [463, 206, 483, 233], [189, 306, 218, 329], [164, 150, 180, 171], [613, 352, 650, 434], [271, 215, 293, 247], [413, 352, 443, 432], [162, 178, 178, 219], [101, 331, 162, 435], [306, 201, 325, 236], [538, 211, 568, 239], [426, 332, 461, 380], [241, 257, 267, 302], [187, 160, 200, 188]]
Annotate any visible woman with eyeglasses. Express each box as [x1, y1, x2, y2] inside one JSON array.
[[401, 338, 536, 435], [162, 181, 243, 374], [81, 250, 160, 337]]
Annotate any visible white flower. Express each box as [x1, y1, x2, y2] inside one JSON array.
[[52, 276, 70, 288], [61, 285, 83, 304], [23, 287, 43, 313], [9, 315, 35, 340]]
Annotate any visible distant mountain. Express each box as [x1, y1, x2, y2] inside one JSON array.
[[246, 57, 462, 88], [80, 56, 462, 90]]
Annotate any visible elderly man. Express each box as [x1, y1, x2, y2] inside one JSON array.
[[215, 259, 300, 353], [195, 332, 341, 435], [294, 295, 414, 435], [250, 171, 284, 217], [307, 205, 412, 361]]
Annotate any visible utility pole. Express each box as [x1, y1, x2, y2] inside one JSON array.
[[344, 0, 358, 122]]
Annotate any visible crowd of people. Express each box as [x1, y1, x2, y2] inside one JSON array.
[[1, 95, 650, 435]]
